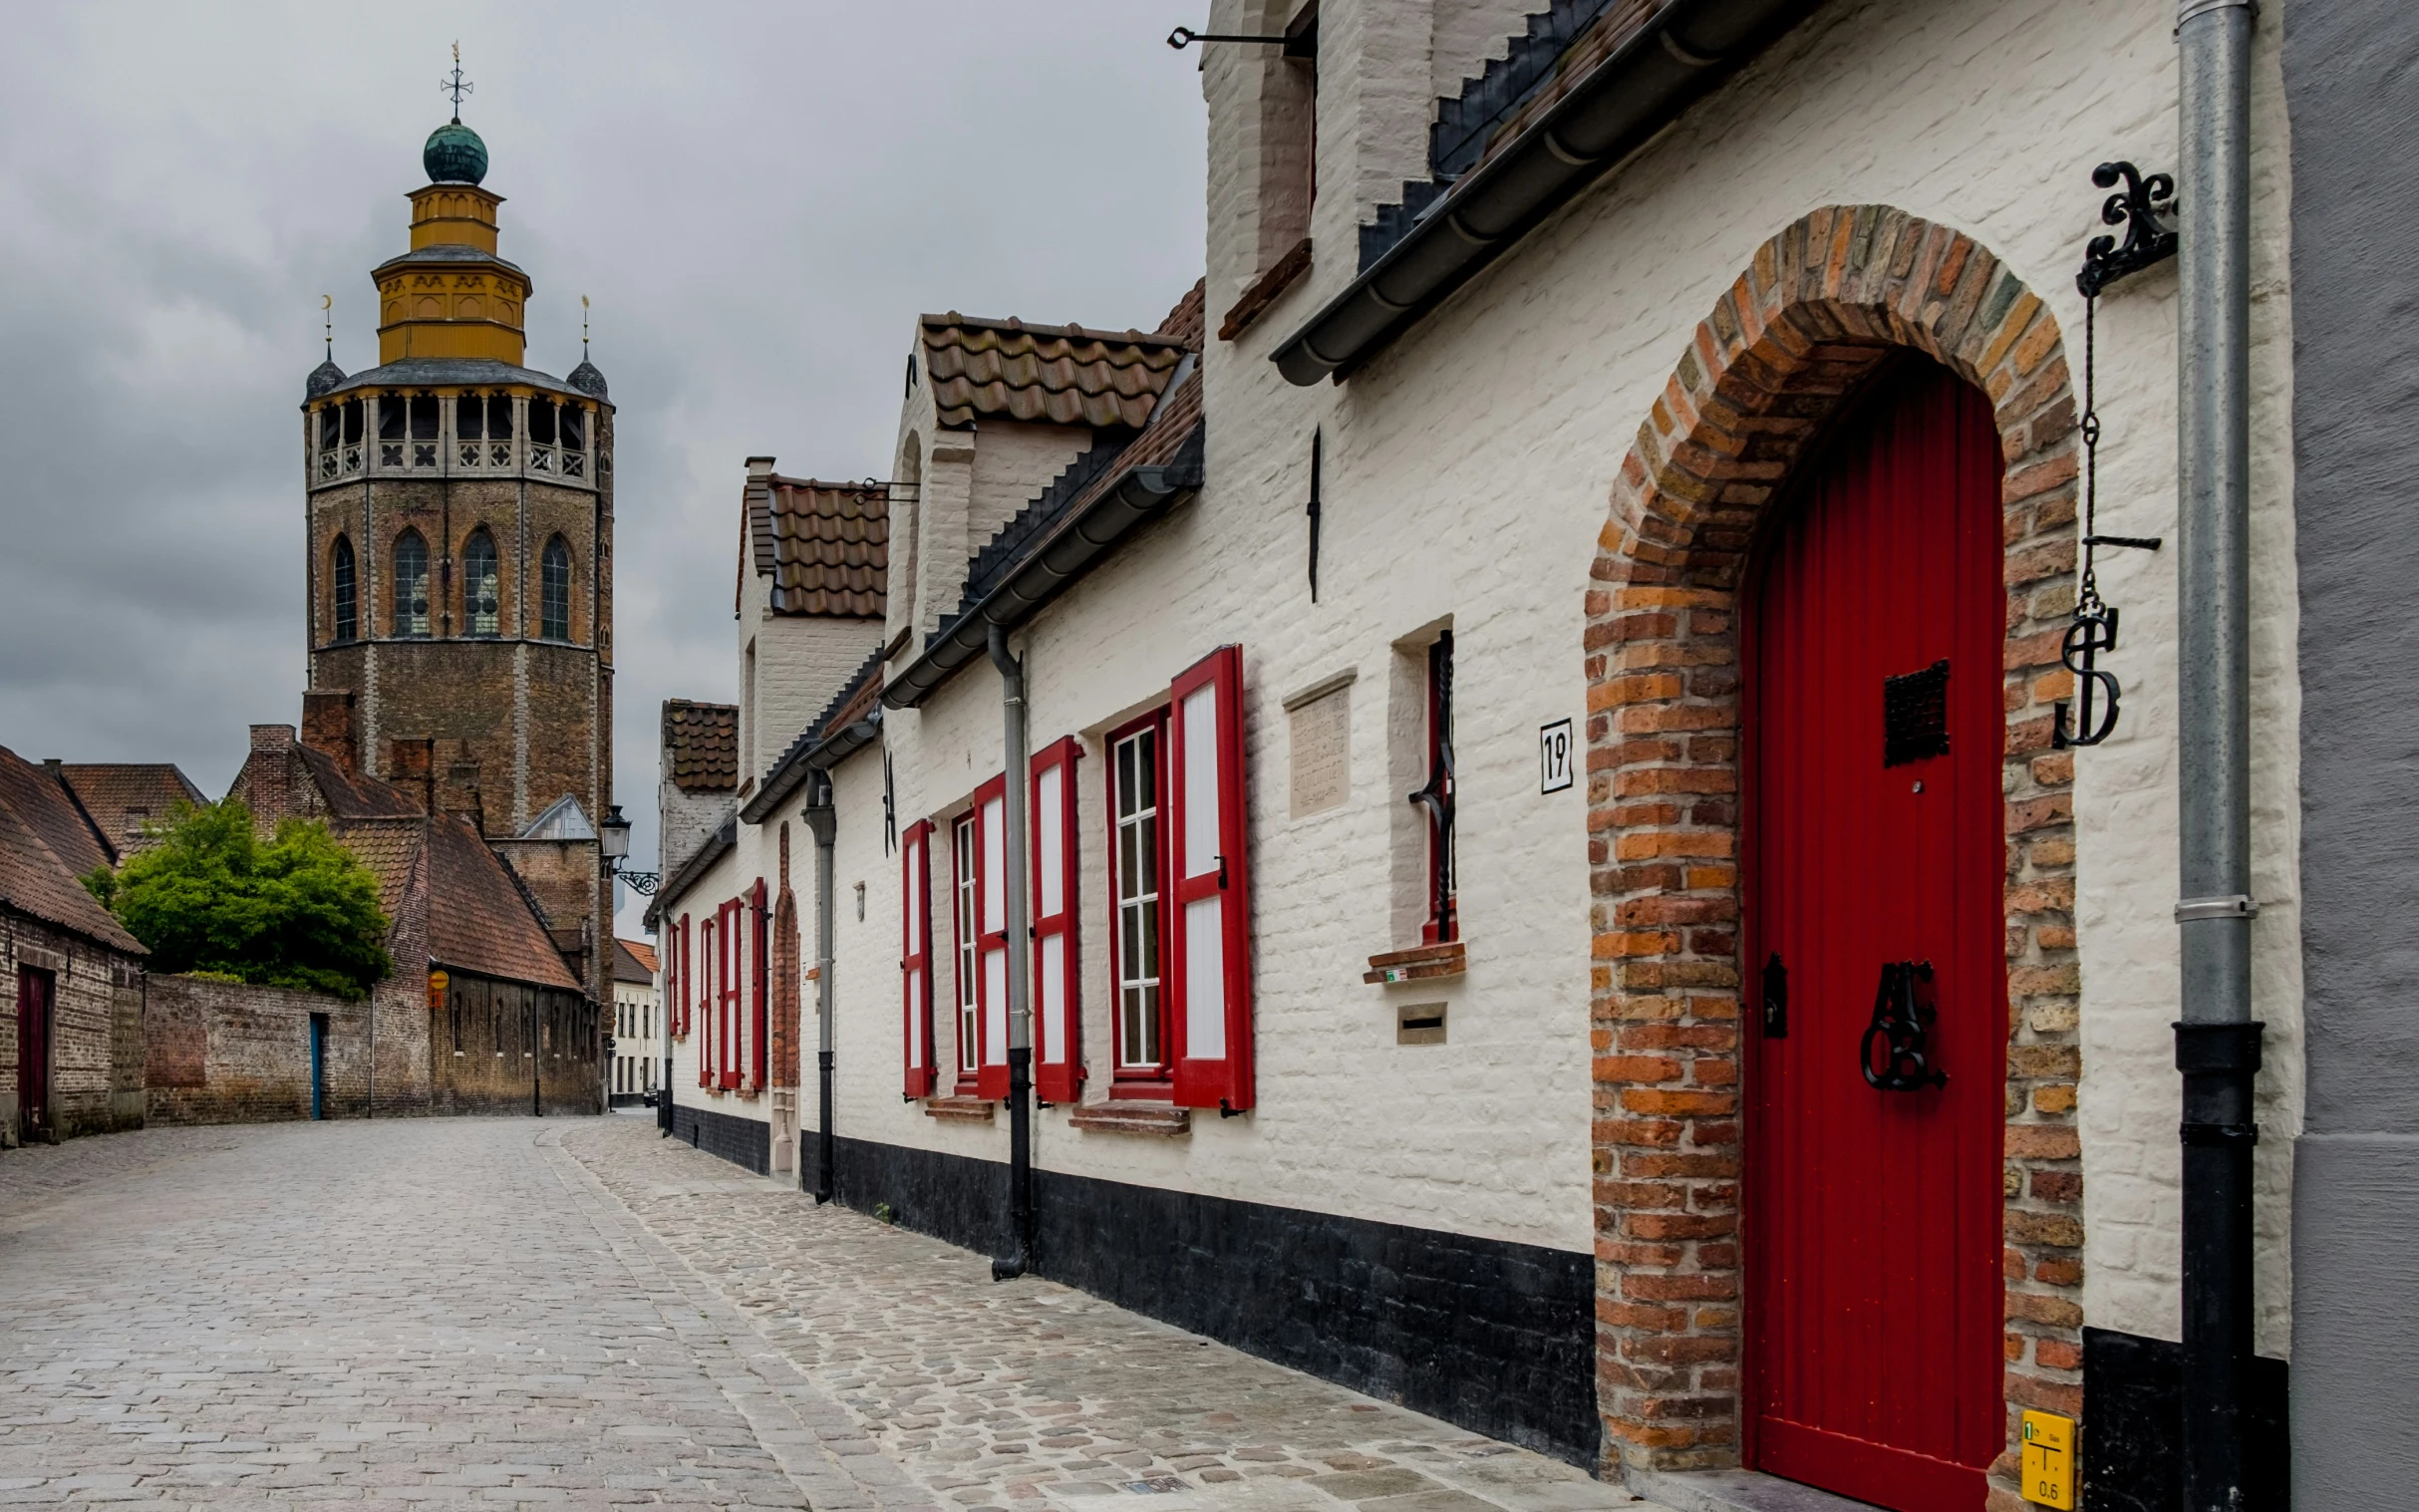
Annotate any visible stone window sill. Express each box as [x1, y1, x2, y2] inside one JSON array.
[[923, 1095, 995, 1123], [1363, 940, 1467, 985], [1068, 1101, 1191, 1137]]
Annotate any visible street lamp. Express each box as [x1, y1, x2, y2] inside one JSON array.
[[600, 803, 631, 864]]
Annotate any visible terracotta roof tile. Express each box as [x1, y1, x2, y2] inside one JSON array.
[[615, 937, 657, 983], [296, 746, 425, 819], [663, 702, 738, 792], [1156, 279, 1207, 348], [754, 478, 888, 618], [921, 314, 1190, 431], [0, 748, 111, 880], [425, 817, 582, 992], [56, 763, 204, 857], [331, 819, 426, 917], [0, 746, 142, 952]]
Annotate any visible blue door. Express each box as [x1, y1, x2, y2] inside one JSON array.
[[309, 1013, 328, 1120]]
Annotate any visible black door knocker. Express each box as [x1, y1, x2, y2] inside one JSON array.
[[1861, 961, 1948, 1092]]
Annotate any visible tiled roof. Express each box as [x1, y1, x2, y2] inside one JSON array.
[[296, 746, 425, 819], [425, 816, 582, 992], [747, 477, 888, 618], [0, 748, 112, 880], [1155, 279, 1207, 347], [331, 819, 426, 918], [0, 745, 142, 953], [921, 314, 1189, 430], [615, 937, 657, 983], [663, 701, 739, 792], [56, 763, 204, 857]]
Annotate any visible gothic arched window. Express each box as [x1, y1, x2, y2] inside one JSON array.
[[541, 535, 572, 641], [393, 530, 430, 638], [331, 535, 357, 642], [462, 529, 500, 637]]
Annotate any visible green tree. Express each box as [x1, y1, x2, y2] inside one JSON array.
[[92, 799, 393, 1000]]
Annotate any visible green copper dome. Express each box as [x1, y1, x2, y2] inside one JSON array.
[[423, 121, 488, 185]]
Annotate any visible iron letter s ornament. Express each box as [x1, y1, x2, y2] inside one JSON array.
[[1861, 961, 1948, 1091]]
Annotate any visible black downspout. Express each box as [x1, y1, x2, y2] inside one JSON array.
[[988, 624, 1034, 1281], [805, 771, 838, 1204]]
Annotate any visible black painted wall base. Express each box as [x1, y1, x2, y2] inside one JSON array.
[[2082, 1327, 2289, 1511], [670, 1099, 770, 1175], [827, 1133, 1596, 1466]]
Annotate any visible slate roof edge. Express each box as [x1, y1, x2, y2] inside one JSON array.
[[883, 422, 1205, 712], [643, 815, 737, 930], [1270, 0, 1821, 385]]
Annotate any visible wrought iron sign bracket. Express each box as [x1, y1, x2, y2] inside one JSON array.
[[2056, 161, 2179, 751], [618, 870, 661, 896]]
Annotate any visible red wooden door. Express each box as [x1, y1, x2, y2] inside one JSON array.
[[16, 967, 51, 1140], [1745, 362, 2005, 1511]]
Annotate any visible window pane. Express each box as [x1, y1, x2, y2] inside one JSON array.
[[463, 531, 499, 636], [1136, 729, 1157, 809], [332, 536, 356, 642], [541, 537, 572, 640], [393, 532, 429, 637], [1137, 899, 1159, 979]]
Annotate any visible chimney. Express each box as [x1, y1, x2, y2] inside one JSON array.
[[388, 738, 436, 815], [746, 455, 776, 480], [300, 690, 357, 774], [250, 724, 297, 756], [442, 743, 484, 834]]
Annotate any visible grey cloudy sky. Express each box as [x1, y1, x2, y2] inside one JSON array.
[[0, 2, 1209, 935]]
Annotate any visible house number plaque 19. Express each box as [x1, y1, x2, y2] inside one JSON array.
[[1539, 719, 1574, 793]]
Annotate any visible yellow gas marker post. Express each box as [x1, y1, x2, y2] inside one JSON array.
[[2020, 1409, 2076, 1510]]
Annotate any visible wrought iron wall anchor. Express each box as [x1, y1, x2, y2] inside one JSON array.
[[2076, 161, 2178, 298], [2056, 161, 2178, 750], [1862, 961, 1947, 1091]]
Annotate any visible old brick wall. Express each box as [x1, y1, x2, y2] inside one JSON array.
[[1, 916, 147, 1141], [144, 973, 369, 1125]]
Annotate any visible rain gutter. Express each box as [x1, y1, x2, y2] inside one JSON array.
[[1269, 0, 1822, 386]]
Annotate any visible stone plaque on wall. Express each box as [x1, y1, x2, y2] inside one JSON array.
[[1289, 683, 1352, 818]]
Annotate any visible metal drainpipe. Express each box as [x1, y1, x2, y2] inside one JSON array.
[[988, 624, 1035, 1281], [806, 775, 838, 1204], [2175, 2, 2261, 1509]]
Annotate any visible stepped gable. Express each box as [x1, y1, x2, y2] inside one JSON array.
[[1361, 0, 1650, 271], [424, 816, 581, 991], [0, 745, 142, 953], [921, 312, 1189, 430], [755, 477, 888, 618], [663, 702, 739, 792]]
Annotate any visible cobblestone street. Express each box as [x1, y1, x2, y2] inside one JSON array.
[[0, 1118, 1661, 1511]]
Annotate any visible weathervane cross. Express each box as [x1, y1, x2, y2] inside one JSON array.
[[442, 42, 473, 122]]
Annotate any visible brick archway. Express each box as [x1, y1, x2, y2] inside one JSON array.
[[1585, 206, 2084, 1500]]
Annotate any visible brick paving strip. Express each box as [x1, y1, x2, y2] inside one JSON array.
[[0, 1119, 1667, 1512]]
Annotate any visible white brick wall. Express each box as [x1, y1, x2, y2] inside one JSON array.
[[766, 0, 2303, 1331]]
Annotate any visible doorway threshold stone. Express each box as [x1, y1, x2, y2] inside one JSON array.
[[1621, 1467, 1886, 1512]]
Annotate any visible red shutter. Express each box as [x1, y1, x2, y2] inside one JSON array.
[[1032, 737, 1083, 1104], [720, 898, 743, 1089], [1166, 645, 1254, 1111], [901, 819, 936, 1097], [973, 774, 1012, 1100], [750, 879, 769, 1090], [697, 915, 714, 1085]]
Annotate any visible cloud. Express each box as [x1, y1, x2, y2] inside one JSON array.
[[0, 2, 1208, 938]]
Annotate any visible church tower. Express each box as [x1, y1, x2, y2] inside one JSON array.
[[299, 107, 616, 1002]]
